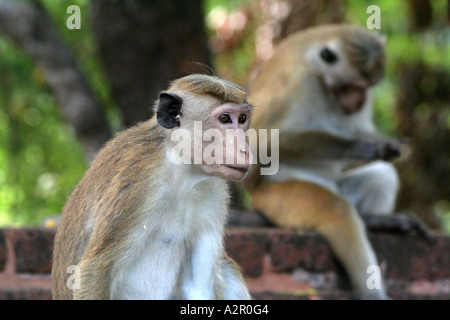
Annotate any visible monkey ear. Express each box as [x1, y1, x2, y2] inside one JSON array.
[[377, 32, 387, 45], [156, 92, 182, 129]]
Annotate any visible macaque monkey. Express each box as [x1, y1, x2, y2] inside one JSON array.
[[246, 25, 403, 299], [52, 74, 253, 300]]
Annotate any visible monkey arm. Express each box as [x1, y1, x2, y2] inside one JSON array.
[[72, 210, 136, 300], [73, 224, 122, 300], [276, 130, 401, 162], [74, 255, 111, 300], [221, 255, 251, 300]]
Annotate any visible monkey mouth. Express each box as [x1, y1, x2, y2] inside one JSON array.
[[222, 165, 249, 172], [331, 83, 368, 115]]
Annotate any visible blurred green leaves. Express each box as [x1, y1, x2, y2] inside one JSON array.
[[0, 1, 89, 225], [0, 0, 448, 229]]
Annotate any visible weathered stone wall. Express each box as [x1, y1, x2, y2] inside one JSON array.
[[0, 227, 448, 300]]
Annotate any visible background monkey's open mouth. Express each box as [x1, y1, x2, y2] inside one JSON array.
[[331, 83, 367, 115], [223, 165, 249, 172]]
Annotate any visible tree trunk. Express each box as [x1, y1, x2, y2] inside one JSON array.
[[90, 0, 211, 127], [0, 0, 112, 160], [407, 0, 433, 31], [278, 0, 344, 41]]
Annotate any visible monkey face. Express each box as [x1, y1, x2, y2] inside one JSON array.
[[328, 78, 370, 115], [316, 43, 371, 115], [198, 102, 253, 182], [156, 76, 253, 182], [311, 31, 385, 115]]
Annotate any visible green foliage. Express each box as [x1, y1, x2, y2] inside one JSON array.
[[40, 0, 122, 132], [0, 0, 125, 225], [0, 0, 448, 230], [0, 38, 87, 225], [0, 0, 112, 225]]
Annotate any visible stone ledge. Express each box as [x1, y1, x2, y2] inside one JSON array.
[[225, 228, 450, 281], [0, 231, 6, 272], [0, 227, 448, 300], [0, 228, 55, 274], [0, 288, 52, 300]]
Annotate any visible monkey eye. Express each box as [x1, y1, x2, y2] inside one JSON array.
[[238, 114, 247, 124], [320, 47, 338, 64], [219, 113, 232, 123]]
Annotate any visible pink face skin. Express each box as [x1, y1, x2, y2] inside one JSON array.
[[328, 77, 372, 115], [200, 103, 253, 182]]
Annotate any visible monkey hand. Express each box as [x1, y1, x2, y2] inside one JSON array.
[[355, 138, 402, 162], [374, 139, 402, 161]]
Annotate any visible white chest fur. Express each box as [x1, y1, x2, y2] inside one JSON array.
[[110, 168, 229, 300]]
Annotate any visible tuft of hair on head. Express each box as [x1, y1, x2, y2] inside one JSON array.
[[341, 27, 386, 84], [185, 62, 217, 77], [169, 74, 248, 105]]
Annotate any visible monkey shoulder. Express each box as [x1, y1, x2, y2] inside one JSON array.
[[62, 120, 166, 220]]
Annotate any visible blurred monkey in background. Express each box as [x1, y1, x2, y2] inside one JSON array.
[[246, 24, 407, 299]]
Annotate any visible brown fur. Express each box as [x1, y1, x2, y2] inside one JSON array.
[[251, 180, 355, 230], [52, 74, 252, 300], [251, 180, 372, 291], [52, 119, 165, 299], [169, 74, 248, 105]]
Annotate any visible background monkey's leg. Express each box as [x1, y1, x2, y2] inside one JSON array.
[[251, 181, 387, 299], [338, 161, 399, 216], [316, 207, 387, 299], [338, 162, 429, 236]]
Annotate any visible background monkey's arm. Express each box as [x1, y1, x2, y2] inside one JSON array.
[[276, 130, 402, 162]]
